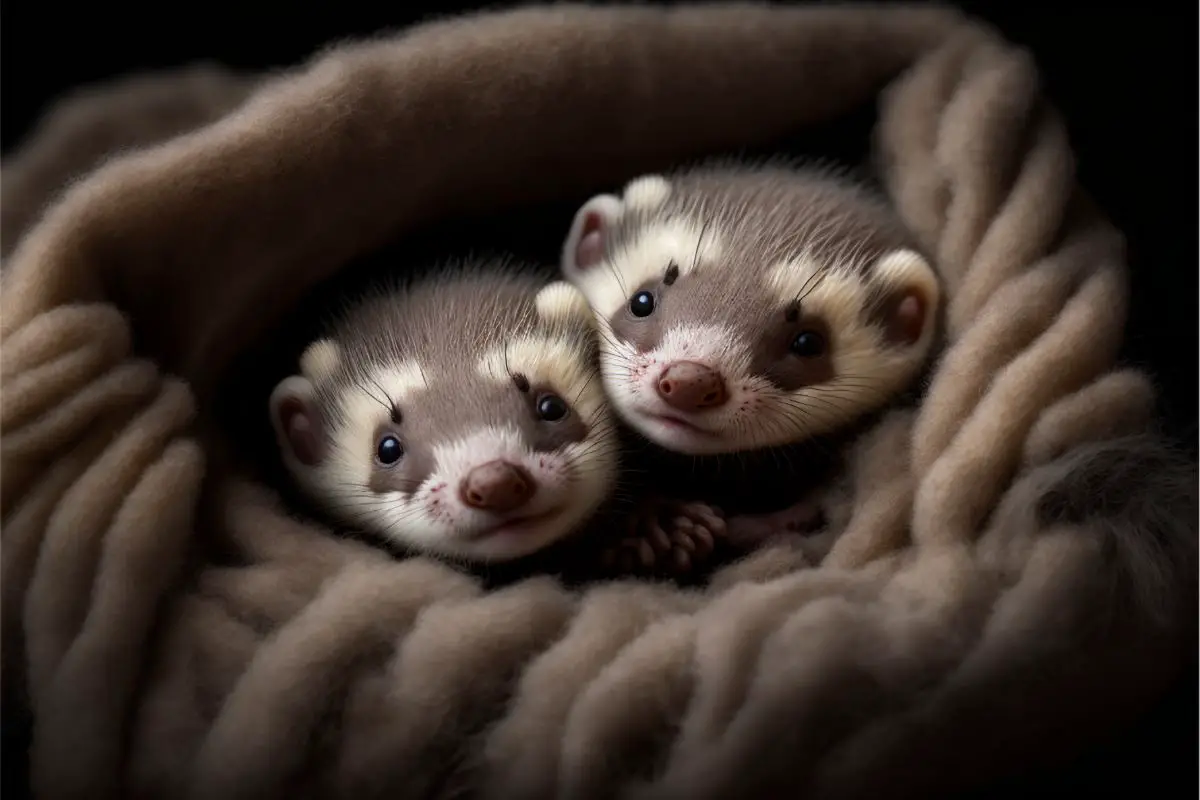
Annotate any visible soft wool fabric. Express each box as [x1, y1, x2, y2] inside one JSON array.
[[0, 63, 259, 260], [1, 4, 1195, 800]]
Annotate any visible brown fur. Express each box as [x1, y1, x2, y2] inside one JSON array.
[[1, 5, 1194, 800]]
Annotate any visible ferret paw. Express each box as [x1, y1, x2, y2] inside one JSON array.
[[724, 499, 826, 551], [601, 499, 727, 577]]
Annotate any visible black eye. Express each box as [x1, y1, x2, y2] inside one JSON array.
[[376, 435, 404, 465], [629, 291, 656, 318], [536, 393, 569, 422], [790, 331, 826, 358]]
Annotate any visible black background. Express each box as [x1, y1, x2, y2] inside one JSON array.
[[2, 1, 1196, 797]]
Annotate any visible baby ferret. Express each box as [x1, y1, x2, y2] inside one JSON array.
[[560, 163, 942, 574], [268, 261, 621, 566]]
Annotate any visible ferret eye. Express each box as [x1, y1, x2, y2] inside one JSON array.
[[536, 393, 569, 422], [629, 291, 656, 318], [376, 435, 404, 465], [790, 331, 826, 358]]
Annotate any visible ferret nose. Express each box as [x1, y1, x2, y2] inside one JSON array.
[[656, 361, 728, 412], [459, 460, 535, 513]]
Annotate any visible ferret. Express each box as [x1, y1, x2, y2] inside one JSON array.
[[268, 261, 621, 566], [560, 163, 942, 575]]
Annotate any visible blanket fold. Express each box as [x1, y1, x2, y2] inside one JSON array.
[[1, 4, 1194, 800], [1, 63, 259, 259]]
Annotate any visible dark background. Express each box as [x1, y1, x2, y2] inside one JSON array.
[[3, 2, 1196, 448], [2, 1, 1195, 797]]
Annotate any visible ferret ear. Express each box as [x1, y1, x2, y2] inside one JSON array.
[[620, 175, 672, 212], [299, 338, 341, 383], [269, 376, 327, 469], [869, 249, 941, 347], [561, 194, 624, 281], [535, 281, 594, 327]]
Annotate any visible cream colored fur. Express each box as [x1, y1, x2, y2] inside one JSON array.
[[1, 5, 1194, 800]]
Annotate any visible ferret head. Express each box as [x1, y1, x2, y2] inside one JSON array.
[[269, 265, 618, 563], [561, 165, 941, 456]]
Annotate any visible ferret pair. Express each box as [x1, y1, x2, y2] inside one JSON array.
[[269, 164, 942, 576]]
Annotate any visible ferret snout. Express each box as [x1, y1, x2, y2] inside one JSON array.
[[459, 460, 535, 513], [657, 361, 728, 412]]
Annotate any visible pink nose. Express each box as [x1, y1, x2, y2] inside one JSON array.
[[656, 361, 728, 412], [459, 460, 535, 513]]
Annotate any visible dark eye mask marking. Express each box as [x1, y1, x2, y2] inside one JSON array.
[[755, 313, 836, 391]]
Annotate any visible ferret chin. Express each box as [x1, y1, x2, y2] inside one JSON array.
[[268, 261, 620, 564], [562, 162, 943, 458]]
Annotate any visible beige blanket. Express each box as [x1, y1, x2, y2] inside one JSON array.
[[2, 4, 1195, 799]]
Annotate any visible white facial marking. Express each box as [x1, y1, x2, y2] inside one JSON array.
[[359, 415, 613, 562], [765, 256, 877, 383], [574, 218, 724, 320], [416, 426, 571, 560], [621, 175, 671, 212], [475, 334, 605, 423], [655, 322, 752, 377], [323, 359, 428, 491]]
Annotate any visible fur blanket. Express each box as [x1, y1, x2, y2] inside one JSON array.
[[2, 4, 1195, 799]]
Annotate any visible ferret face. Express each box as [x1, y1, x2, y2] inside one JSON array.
[[269, 271, 618, 563], [561, 166, 941, 456]]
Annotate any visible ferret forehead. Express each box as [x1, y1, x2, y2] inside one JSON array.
[[336, 360, 524, 444], [652, 259, 784, 339], [659, 165, 914, 263], [332, 275, 544, 373]]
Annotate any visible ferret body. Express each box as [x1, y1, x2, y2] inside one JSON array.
[[269, 261, 621, 566], [560, 163, 942, 573]]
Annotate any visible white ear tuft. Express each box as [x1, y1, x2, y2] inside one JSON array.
[[299, 338, 341, 384], [535, 281, 594, 327], [561, 194, 624, 281], [621, 174, 671, 211]]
